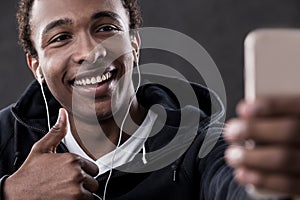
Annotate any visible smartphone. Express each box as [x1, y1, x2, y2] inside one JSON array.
[[244, 29, 300, 199], [245, 28, 300, 101]]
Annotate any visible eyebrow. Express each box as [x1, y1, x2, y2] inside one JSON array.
[[91, 11, 121, 22], [42, 18, 73, 36], [41, 11, 122, 37]]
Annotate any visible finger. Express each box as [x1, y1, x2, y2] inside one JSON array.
[[82, 173, 99, 193], [235, 167, 300, 195], [32, 108, 68, 153], [225, 146, 300, 174], [79, 157, 99, 177], [237, 97, 300, 118], [224, 118, 300, 144], [77, 187, 96, 200]]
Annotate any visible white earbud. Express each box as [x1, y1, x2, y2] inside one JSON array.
[[36, 66, 44, 84], [133, 50, 139, 65]]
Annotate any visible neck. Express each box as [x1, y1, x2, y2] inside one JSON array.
[[68, 96, 147, 160]]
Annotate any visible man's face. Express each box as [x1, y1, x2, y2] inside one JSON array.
[[29, 0, 139, 121]]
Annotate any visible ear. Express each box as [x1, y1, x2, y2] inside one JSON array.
[[26, 53, 40, 80], [130, 32, 141, 62]]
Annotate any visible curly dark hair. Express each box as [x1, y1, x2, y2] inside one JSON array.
[[16, 0, 143, 58]]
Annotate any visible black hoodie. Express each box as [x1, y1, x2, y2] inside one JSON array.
[[0, 76, 251, 199]]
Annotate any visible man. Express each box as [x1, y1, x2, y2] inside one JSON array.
[[0, 0, 299, 199]]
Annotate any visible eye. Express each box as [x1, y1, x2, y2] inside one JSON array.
[[49, 34, 72, 44], [95, 25, 121, 33]]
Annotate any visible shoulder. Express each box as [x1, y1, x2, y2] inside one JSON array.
[[0, 105, 15, 125], [0, 105, 15, 152], [0, 104, 15, 126]]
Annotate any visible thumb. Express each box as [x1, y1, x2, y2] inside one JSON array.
[[32, 108, 68, 153]]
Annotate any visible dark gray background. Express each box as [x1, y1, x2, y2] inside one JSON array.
[[1, 0, 300, 119]]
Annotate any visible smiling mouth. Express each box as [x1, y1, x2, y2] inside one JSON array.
[[73, 70, 116, 87]]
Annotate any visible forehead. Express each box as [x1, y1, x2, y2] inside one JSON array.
[[30, 0, 129, 32]]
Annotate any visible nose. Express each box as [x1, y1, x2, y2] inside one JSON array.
[[73, 34, 107, 65]]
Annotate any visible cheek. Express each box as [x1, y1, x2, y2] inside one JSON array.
[[117, 54, 134, 73], [40, 58, 72, 106], [43, 64, 64, 88], [40, 53, 68, 82], [103, 33, 133, 60], [111, 56, 135, 103], [115, 55, 134, 89], [39, 45, 73, 75]]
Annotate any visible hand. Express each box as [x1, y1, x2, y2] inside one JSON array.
[[3, 108, 99, 200], [224, 97, 300, 197]]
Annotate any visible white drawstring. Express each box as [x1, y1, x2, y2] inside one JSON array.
[[142, 144, 147, 164]]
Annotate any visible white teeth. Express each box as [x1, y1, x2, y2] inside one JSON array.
[[74, 71, 113, 86], [91, 77, 96, 84], [97, 76, 102, 82]]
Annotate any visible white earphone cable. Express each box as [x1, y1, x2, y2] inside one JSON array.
[[39, 52, 141, 200], [40, 83, 51, 132], [102, 52, 141, 200], [37, 67, 51, 132]]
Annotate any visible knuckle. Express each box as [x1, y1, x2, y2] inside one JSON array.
[[63, 154, 88, 182], [255, 98, 272, 114], [252, 173, 264, 187], [70, 185, 94, 200], [273, 149, 292, 168], [283, 119, 300, 142], [225, 119, 249, 140], [263, 98, 275, 110], [78, 169, 87, 182], [239, 120, 251, 139], [74, 155, 83, 163], [31, 142, 40, 150], [69, 186, 85, 199], [51, 123, 61, 133], [70, 168, 86, 182], [282, 180, 294, 193], [272, 177, 294, 193], [31, 142, 43, 152], [66, 176, 84, 196], [243, 120, 251, 132], [66, 153, 82, 164]]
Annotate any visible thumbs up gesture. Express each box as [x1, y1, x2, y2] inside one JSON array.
[[3, 109, 99, 200]]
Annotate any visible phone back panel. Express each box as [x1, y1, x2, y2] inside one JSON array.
[[245, 29, 300, 101]]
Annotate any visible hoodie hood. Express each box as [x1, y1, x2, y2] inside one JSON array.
[[12, 81, 61, 134]]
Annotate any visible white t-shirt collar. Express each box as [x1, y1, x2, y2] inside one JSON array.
[[63, 110, 157, 177]]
